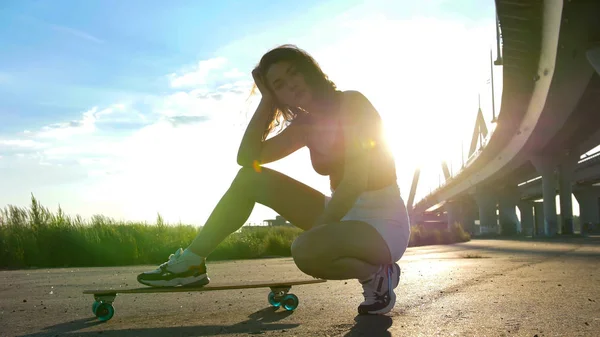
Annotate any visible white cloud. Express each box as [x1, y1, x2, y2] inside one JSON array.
[[0, 139, 47, 149], [94, 103, 149, 126], [31, 103, 149, 142], [169, 57, 228, 88], [152, 77, 255, 130], [223, 68, 245, 78], [36, 107, 98, 139], [0, 70, 262, 223], [42, 140, 123, 160]]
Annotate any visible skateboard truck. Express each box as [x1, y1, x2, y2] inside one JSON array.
[[92, 293, 117, 322], [267, 286, 299, 310]]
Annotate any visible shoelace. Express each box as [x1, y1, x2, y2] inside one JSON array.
[[362, 266, 394, 303], [159, 249, 183, 269], [169, 249, 182, 261], [362, 285, 388, 303]]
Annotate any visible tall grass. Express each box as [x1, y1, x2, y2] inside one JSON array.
[[0, 195, 469, 269]]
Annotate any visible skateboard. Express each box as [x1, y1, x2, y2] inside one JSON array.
[[83, 278, 326, 322]]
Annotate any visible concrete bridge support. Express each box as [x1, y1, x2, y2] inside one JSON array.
[[498, 185, 521, 235], [446, 200, 460, 229], [587, 45, 600, 76], [408, 212, 421, 228], [558, 152, 579, 235], [573, 186, 600, 234], [462, 197, 478, 235], [518, 201, 534, 236], [446, 197, 478, 234], [533, 201, 546, 236], [475, 186, 498, 234], [531, 156, 559, 236]]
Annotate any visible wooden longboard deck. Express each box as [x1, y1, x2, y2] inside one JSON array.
[[83, 278, 326, 295]]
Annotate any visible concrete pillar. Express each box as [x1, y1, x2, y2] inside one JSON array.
[[474, 186, 498, 234], [557, 151, 579, 235], [408, 212, 421, 228], [586, 44, 600, 75], [462, 197, 478, 235], [531, 156, 559, 236], [498, 185, 521, 235], [518, 201, 534, 236], [573, 186, 600, 234], [533, 201, 545, 236], [446, 200, 460, 230], [446, 197, 477, 233]]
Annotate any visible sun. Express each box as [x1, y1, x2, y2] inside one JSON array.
[[379, 99, 475, 202], [382, 108, 460, 169]]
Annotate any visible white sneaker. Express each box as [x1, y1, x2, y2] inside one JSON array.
[[357, 263, 401, 314], [137, 248, 210, 287]]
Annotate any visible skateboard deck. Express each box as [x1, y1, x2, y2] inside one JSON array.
[[84, 278, 326, 321]]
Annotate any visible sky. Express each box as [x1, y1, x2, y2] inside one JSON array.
[[0, 0, 505, 225]]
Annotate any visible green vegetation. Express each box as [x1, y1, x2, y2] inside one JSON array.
[[0, 195, 470, 269], [408, 222, 471, 247]]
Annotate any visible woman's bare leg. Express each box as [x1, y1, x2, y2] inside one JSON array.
[[187, 165, 394, 281], [186, 166, 326, 257], [138, 164, 401, 315], [290, 220, 392, 280], [291, 220, 401, 315]]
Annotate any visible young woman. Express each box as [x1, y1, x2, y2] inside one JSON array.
[[137, 44, 411, 315]]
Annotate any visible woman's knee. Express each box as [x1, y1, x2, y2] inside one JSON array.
[[291, 232, 323, 275], [290, 234, 306, 260], [235, 166, 256, 180], [232, 165, 277, 188], [231, 166, 259, 191]]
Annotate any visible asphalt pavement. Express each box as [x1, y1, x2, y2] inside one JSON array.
[[1, 236, 599, 336]]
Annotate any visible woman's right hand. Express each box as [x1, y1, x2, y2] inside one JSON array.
[[252, 67, 272, 102]]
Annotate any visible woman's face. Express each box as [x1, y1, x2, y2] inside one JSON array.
[[265, 61, 313, 108]]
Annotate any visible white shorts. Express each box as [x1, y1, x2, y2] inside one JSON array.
[[324, 183, 411, 262]]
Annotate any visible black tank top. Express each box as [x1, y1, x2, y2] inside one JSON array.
[[295, 112, 397, 191]]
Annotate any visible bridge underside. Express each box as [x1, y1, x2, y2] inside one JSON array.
[[410, 0, 600, 237]]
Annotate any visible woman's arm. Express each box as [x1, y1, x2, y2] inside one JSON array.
[[257, 121, 306, 165], [237, 68, 307, 167], [316, 90, 380, 224], [236, 97, 276, 167], [237, 107, 307, 166]]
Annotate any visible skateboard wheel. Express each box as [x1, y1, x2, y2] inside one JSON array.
[[268, 291, 281, 307], [92, 301, 101, 314], [95, 302, 115, 321], [282, 294, 299, 311]]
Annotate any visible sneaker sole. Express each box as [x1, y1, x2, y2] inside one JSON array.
[[366, 289, 396, 315], [138, 274, 210, 288]]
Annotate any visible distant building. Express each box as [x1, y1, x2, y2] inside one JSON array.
[[264, 215, 292, 227]]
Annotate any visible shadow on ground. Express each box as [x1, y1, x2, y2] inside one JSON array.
[[344, 315, 393, 337], [448, 235, 600, 258], [18, 307, 398, 337], [18, 306, 298, 336]]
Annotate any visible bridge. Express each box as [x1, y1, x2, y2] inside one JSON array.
[[408, 0, 600, 237]]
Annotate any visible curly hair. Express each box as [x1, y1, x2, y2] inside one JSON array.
[[251, 44, 338, 140]]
